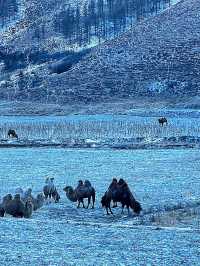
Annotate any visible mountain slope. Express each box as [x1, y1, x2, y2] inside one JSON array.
[[48, 0, 199, 103], [0, 0, 200, 113]]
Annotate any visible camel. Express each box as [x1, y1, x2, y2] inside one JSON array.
[[4, 194, 33, 218], [101, 179, 142, 215], [22, 190, 44, 211], [43, 177, 60, 203], [31, 193, 45, 211], [16, 187, 44, 211], [0, 194, 13, 217], [23, 198, 33, 218], [108, 178, 118, 207], [158, 117, 168, 126], [63, 180, 95, 208], [8, 129, 18, 139]]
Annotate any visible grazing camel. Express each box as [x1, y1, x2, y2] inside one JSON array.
[[63, 180, 95, 208], [158, 117, 168, 126], [101, 179, 142, 215]]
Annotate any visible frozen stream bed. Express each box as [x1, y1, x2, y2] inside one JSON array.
[[0, 148, 200, 265]]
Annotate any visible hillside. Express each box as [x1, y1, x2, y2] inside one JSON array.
[[0, 0, 87, 52], [0, 0, 199, 114], [48, 0, 199, 105]]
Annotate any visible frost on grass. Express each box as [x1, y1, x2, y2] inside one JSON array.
[[0, 147, 200, 265]]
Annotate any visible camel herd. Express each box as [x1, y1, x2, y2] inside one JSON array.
[[0, 190, 44, 218], [0, 177, 142, 218]]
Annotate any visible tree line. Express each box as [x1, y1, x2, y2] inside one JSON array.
[[0, 0, 18, 27], [54, 0, 171, 47]]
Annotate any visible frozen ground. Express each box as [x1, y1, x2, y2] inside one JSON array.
[[0, 147, 200, 265]]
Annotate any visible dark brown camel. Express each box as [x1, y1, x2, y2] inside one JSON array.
[[158, 117, 168, 126], [8, 129, 18, 139], [101, 179, 142, 215]]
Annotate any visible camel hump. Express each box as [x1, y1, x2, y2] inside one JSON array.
[[84, 180, 92, 187], [5, 197, 25, 217]]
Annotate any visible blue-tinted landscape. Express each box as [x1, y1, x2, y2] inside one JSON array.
[[1, 0, 200, 265]]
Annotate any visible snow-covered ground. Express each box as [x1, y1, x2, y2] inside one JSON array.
[[0, 112, 200, 142], [0, 147, 200, 265]]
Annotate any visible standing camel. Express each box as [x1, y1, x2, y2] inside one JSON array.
[[63, 180, 95, 208], [158, 117, 168, 126]]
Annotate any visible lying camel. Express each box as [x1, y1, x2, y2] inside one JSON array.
[[0, 194, 13, 217], [4, 194, 33, 218], [22, 189, 45, 211]]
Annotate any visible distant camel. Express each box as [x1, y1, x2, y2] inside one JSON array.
[[158, 117, 168, 126], [8, 129, 18, 139], [63, 180, 95, 208]]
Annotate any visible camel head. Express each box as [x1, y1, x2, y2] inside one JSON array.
[[63, 186, 77, 202], [37, 193, 44, 202], [24, 198, 33, 218], [63, 186, 73, 193], [131, 200, 142, 215], [101, 194, 108, 207], [27, 188, 32, 194], [26, 197, 33, 205]]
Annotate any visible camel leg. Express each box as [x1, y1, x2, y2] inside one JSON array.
[[47, 196, 50, 204], [86, 197, 90, 209], [44, 195, 48, 204], [109, 206, 113, 215], [77, 201, 80, 208], [49, 194, 51, 203], [106, 208, 110, 215], [81, 199, 85, 208], [121, 205, 124, 214]]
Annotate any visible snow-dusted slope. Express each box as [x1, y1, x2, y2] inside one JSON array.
[[0, 0, 199, 113], [0, 0, 87, 52], [46, 0, 199, 104]]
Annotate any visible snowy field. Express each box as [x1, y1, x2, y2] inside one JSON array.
[[0, 147, 200, 265], [0, 112, 200, 141]]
